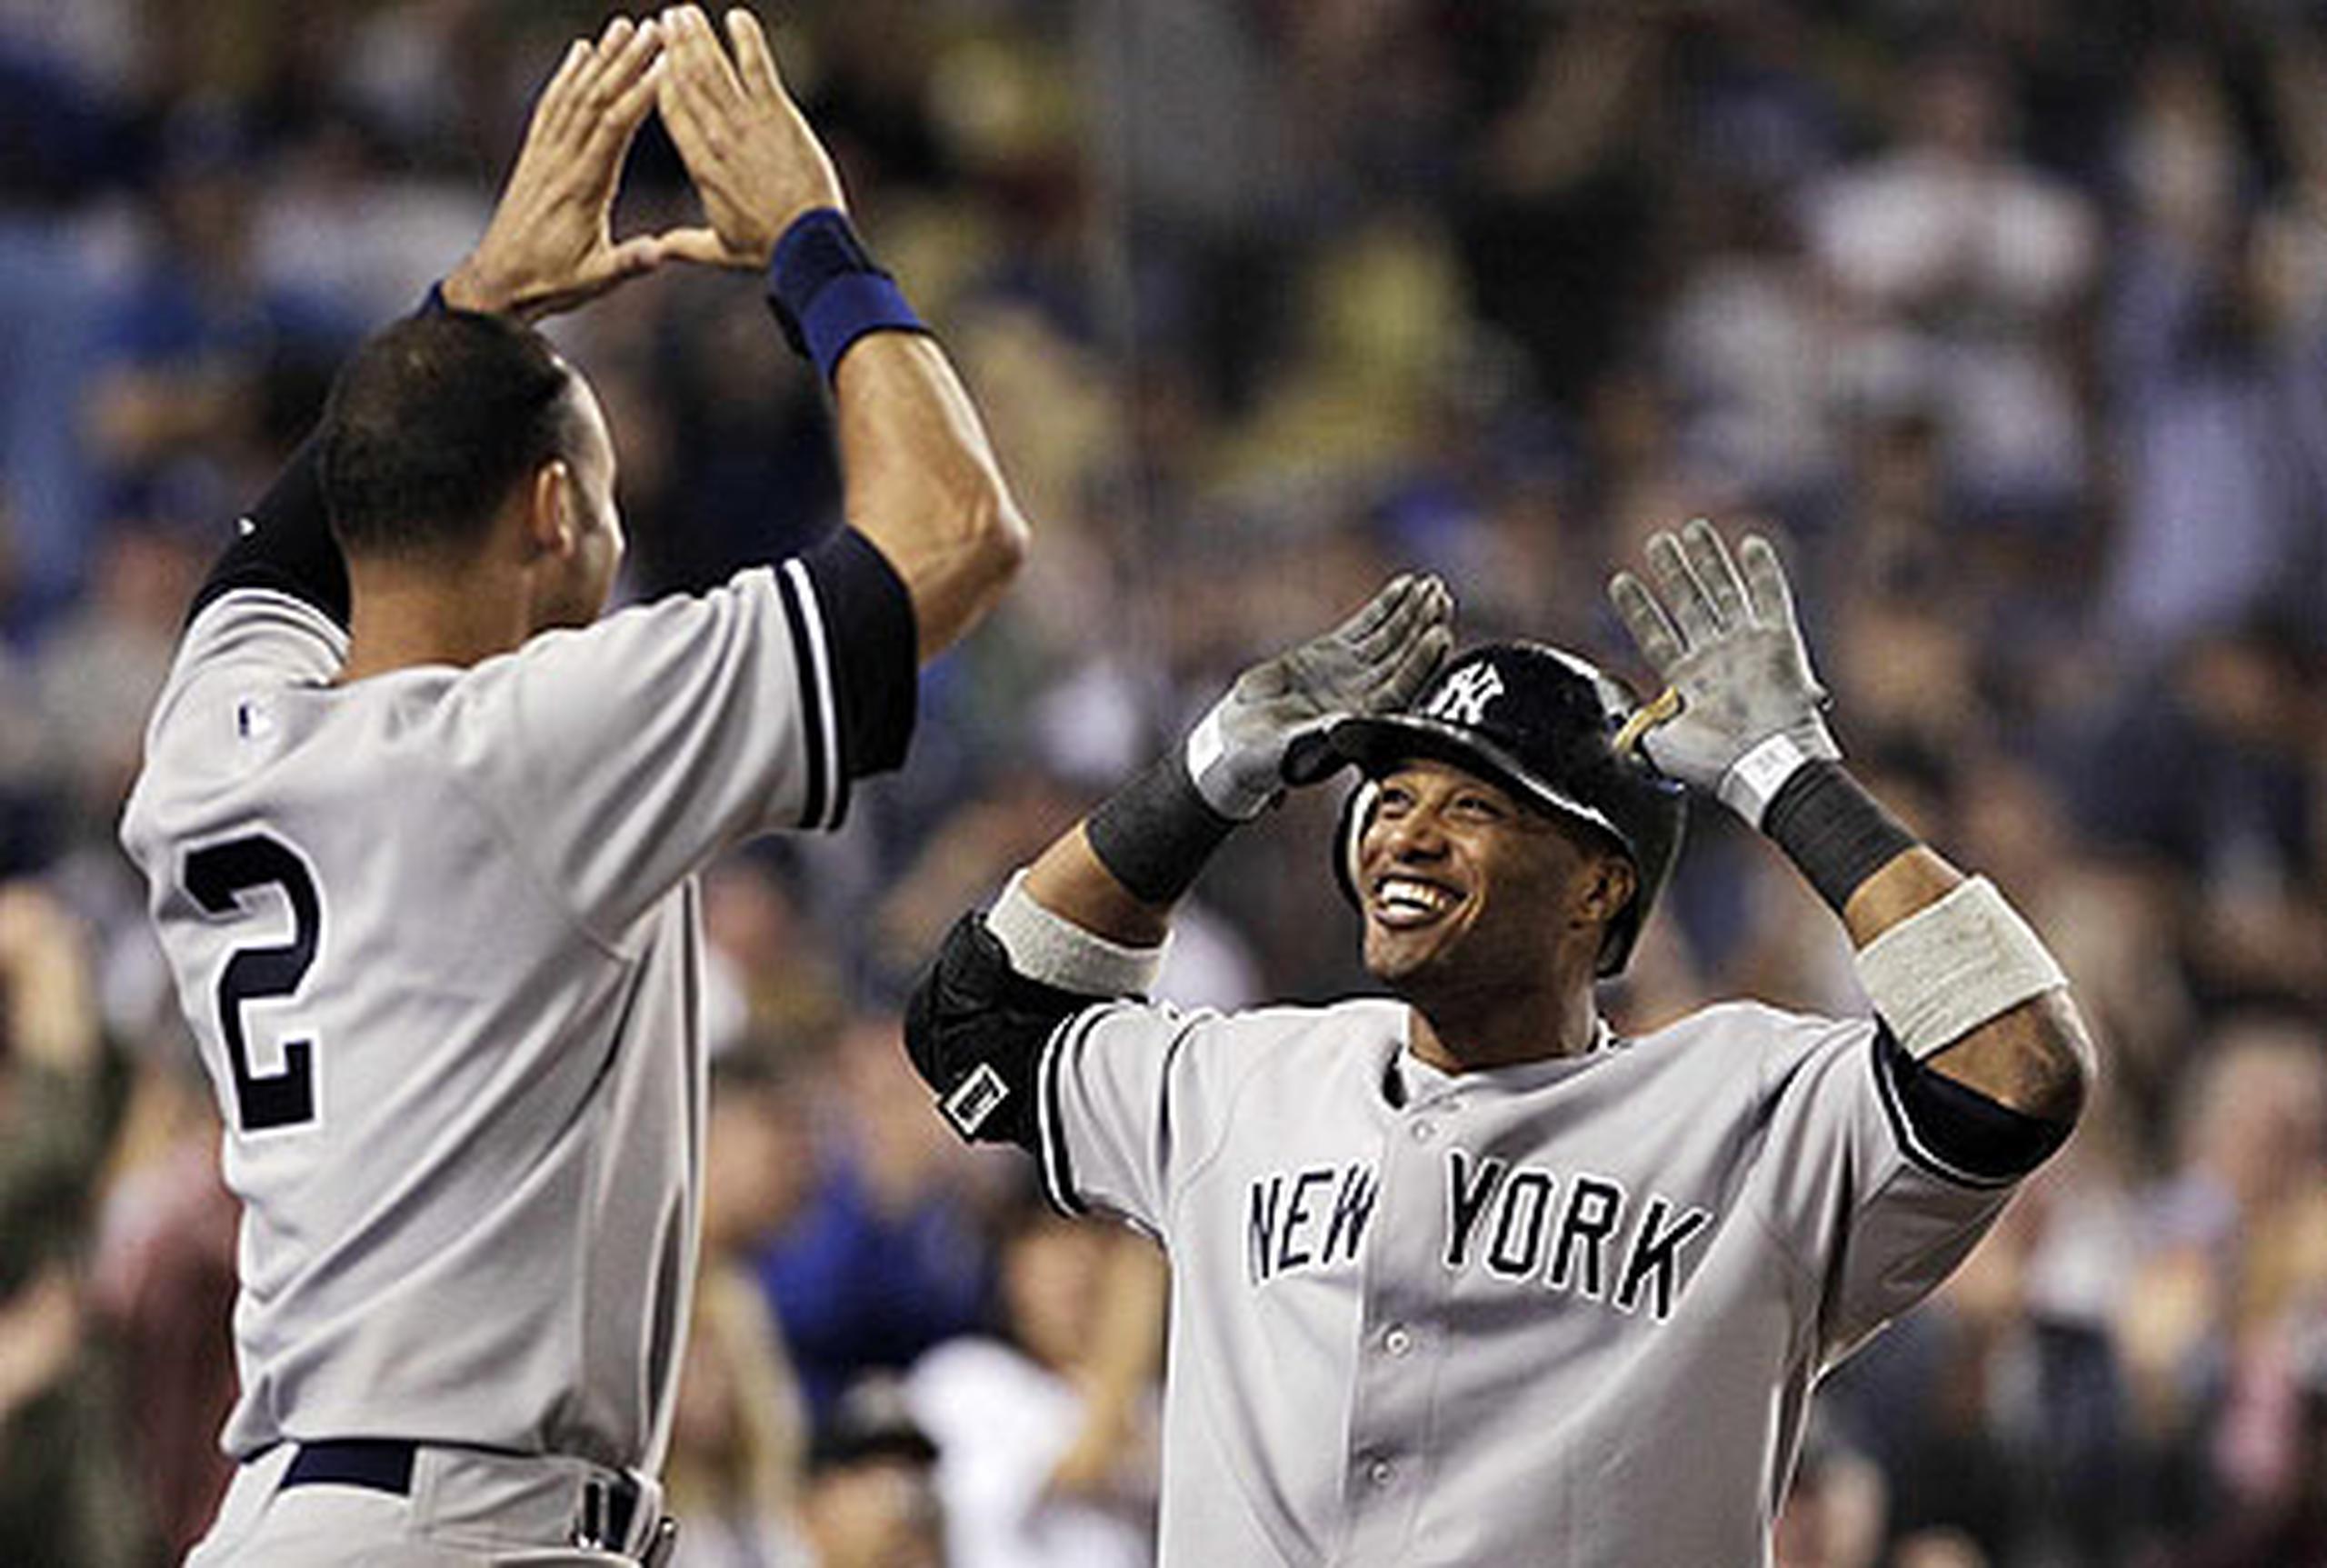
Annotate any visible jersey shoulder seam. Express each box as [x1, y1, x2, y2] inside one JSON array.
[[1164, 1002, 1356, 1233], [185, 583, 351, 643]]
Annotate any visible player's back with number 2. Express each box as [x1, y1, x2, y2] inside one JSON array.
[[122, 566, 824, 1467], [119, 8, 1026, 1562]]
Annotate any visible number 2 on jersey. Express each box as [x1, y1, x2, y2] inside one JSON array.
[[183, 833, 323, 1133]]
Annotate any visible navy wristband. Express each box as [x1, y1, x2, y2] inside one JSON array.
[[767, 209, 927, 385]]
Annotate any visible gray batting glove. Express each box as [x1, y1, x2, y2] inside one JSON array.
[[1186, 574, 1455, 820], [1606, 518, 1837, 827]]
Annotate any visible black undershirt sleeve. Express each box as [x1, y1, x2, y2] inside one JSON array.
[[185, 284, 460, 631], [1877, 1028, 2072, 1183], [185, 434, 351, 630], [794, 526, 917, 780]]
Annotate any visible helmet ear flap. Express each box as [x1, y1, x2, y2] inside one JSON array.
[[1333, 779, 1381, 910]]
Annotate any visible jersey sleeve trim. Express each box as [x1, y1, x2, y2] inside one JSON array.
[[185, 584, 354, 659], [1035, 1006, 1103, 1217], [1870, 1030, 2056, 1190], [794, 527, 918, 782], [772, 558, 844, 833]]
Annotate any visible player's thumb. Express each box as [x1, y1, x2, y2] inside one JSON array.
[[649, 225, 747, 270], [604, 234, 671, 278]]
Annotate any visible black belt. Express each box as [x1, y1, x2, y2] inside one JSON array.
[[282, 1439, 644, 1550], [283, 1439, 414, 1494]]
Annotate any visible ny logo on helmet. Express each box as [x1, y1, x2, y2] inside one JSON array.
[[1423, 663, 1504, 727]]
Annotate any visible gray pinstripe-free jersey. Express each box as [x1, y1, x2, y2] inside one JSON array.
[[120, 568, 852, 1475], [1034, 994, 2019, 1566]]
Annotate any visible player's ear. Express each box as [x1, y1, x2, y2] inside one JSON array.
[[523, 459, 576, 558], [1575, 854, 1636, 930]]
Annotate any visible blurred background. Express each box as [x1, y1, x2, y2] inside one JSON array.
[[2, 1, 2325, 1563]]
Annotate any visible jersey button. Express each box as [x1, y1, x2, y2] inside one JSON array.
[[1367, 1458, 1397, 1488], [1383, 1324, 1414, 1357], [1410, 1118, 1437, 1143]]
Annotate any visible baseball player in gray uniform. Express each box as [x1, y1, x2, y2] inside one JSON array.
[[120, 9, 1027, 1563], [904, 523, 2093, 1565]]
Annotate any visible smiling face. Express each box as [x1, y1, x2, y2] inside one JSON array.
[[1356, 757, 1635, 1007]]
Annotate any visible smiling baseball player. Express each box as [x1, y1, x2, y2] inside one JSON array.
[[120, 10, 1026, 1563], [904, 523, 2092, 1565]]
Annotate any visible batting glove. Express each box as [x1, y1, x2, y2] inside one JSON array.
[[1186, 574, 1455, 821], [1606, 519, 1837, 827]]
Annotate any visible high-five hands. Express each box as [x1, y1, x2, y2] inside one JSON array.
[[443, 15, 673, 321], [1188, 575, 1456, 821], [653, 5, 847, 269], [442, 6, 849, 319], [1606, 519, 1838, 826]]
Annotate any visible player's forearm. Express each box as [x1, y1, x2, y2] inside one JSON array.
[[1837, 844, 2092, 1124], [976, 749, 1236, 1001], [1023, 827, 1177, 950], [830, 332, 1028, 661], [1779, 774, 2093, 1124], [979, 780, 1222, 1000]]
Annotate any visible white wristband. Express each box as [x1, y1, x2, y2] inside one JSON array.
[[1854, 876, 2067, 1060], [985, 870, 1167, 998], [1184, 704, 1272, 821], [1716, 732, 1813, 827]]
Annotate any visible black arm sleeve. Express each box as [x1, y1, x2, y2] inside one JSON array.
[[1877, 1028, 2072, 1183], [904, 912, 1109, 1156], [185, 434, 351, 630], [185, 285, 463, 632], [794, 525, 917, 779]]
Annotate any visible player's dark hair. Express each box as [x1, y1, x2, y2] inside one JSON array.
[[318, 310, 581, 561]]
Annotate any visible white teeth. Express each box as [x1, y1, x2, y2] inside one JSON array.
[[1376, 878, 1453, 914]]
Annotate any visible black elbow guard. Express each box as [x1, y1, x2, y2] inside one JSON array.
[[904, 912, 1100, 1155]]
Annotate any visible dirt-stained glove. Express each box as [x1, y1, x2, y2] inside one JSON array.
[[1606, 518, 1837, 827], [1186, 574, 1455, 821]]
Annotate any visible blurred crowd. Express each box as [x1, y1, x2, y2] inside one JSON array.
[[2, 1, 2326, 1564]]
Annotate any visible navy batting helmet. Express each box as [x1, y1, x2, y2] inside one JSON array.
[[1325, 641, 1686, 977]]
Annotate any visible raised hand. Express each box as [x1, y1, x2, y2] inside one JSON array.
[[1189, 574, 1456, 821], [1606, 518, 1837, 824], [443, 15, 672, 321], [653, 5, 847, 270]]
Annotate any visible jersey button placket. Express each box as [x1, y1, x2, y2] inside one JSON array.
[[1339, 1083, 1439, 1553], [1409, 1094, 1460, 1144]]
